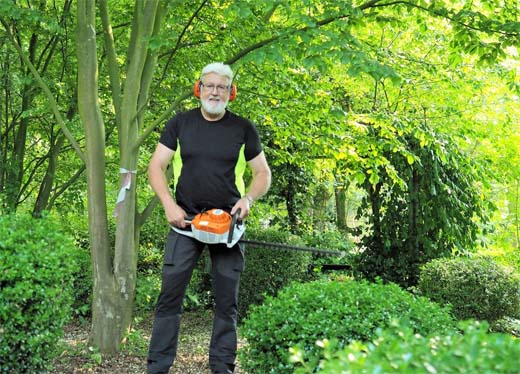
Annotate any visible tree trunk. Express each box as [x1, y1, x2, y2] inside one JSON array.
[[77, 0, 164, 353], [4, 62, 36, 211], [368, 181, 383, 245], [335, 184, 348, 231], [0, 51, 11, 199], [33, 94, 79, 214], [111, 0, 163, 342], [285, 164, 299, 233], [407, 166, 420, 256], [32, 134, 65, 216], [77, 0, 121, 353], [312, 184, 331, 230]]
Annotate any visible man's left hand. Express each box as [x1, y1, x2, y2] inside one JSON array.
[[231, 196, 252, 220]]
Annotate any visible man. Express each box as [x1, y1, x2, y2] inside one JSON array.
[[146, 62, 271, 374]]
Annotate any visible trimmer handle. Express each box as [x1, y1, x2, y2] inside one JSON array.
[[227, 208, 242, 246]]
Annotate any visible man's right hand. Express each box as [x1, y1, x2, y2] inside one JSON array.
[[167, 204, 188, 228]]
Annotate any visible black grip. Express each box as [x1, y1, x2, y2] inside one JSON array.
[[227, 208, 241, 245]]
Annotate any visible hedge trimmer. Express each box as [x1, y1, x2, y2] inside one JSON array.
[[171, 208, 345, 257]]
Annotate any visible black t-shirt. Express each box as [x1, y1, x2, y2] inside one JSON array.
[[159, 108, 262, 214]]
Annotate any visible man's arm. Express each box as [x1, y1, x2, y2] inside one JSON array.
[[231, 151, 271, 219], [148, 143, 187, 228]]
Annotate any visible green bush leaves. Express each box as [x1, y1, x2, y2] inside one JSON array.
[[240, 278, 455, 373], [0, 214, 78, 373], [308, 321, 520, 374], [418, 256, 520, 322]]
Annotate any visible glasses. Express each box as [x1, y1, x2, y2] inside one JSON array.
[[201, 82, 230, 94]]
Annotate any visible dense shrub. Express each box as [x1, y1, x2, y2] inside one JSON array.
[[303, 229, 353, 250], [135, 271, 162, 313], [418, 256, 520, 322], [68, 223, 94, 320], [135, 253, 213, 314], [240, 279, 456, 374], [353, 130, 486, 289], [0, 214, 78, 373], [70, 246, 92, 319], [239, 227, 312, 319], [297, 321, 520, 373], [137, 213, 168, 273], [135, 218, 168, 314], [491, 316, 520, 337]]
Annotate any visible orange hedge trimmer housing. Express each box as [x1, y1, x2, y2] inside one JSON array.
[[171, 209, 245, 248]]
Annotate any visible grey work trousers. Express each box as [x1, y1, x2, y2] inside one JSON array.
[[147, 230, 244, 374]]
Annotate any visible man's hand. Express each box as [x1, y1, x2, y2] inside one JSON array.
[[166, 203, 188, 228], [231, 196, 252, 220]]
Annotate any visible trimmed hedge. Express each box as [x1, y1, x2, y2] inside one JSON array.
[[418, 256, 520, 322], [0, 214, 78, 373], [300, 321, 520, 373], [240, 279, 456, 374]]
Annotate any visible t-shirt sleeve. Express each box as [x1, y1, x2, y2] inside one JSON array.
[[159, 116, 178, 151], [244, 120, 263, 161]]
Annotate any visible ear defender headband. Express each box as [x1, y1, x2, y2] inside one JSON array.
[[193, 79, 237, 101]]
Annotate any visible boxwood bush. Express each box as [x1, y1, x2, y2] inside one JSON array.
[[0, 214, 78, 373], [239, 278, 456, 374], [135, 253, 213, 314], [418, 256, 520, 322], [238, 227, 311, 319], [300, 321, 520, 373], [69, 245, 92, 320]]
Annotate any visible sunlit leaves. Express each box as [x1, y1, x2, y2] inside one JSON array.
[[2, 0, 519, 254], [0, 0, 62, 34]]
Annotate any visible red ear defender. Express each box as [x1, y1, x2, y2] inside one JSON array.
[[193, 80, 202, 98], [229, 84, 237, 101], [193, 80, 237, 101]]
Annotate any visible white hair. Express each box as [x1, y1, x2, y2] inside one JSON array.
[[201, 62, 233, 81]]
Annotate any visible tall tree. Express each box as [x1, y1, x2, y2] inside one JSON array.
[[76, 0, 167, 352]]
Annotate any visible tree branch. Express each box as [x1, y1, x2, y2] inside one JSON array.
[[0, 18, 86, 163], [48, 164, 86, 210], [99, 0, 123, 132], [136, 1, 167, 132], [133, 89, 191, 151], [158, 0, 209, 85], [367, 0, 520, 37]]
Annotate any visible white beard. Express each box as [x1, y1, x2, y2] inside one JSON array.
[[201, 97, 228, 116]]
